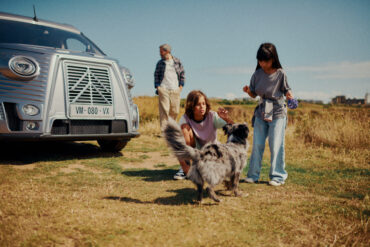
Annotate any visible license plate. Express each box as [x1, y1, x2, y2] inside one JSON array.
[[69, 104, 113, 118]]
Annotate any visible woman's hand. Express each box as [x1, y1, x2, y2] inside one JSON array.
[[217, 108, 234, 124], [243, 85, 256, 98], [286, 90, 294, 100]]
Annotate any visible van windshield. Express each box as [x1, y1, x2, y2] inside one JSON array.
[[0, 19, 105, 55]]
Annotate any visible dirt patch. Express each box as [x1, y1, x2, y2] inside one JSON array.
[[57, 163, 103, 174], [120, 151, 179, 169], [12, 164, 37, 170], [59, 164, 87, 174]]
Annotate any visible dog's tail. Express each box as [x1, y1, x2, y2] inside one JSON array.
[[163, 118, 200, 161]]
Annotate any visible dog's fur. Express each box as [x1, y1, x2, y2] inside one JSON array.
[[163, 118, 249, 203]]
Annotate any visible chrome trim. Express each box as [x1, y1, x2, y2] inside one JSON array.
[[0, 103, 4, 120], [0, 50, 50, 102], [8, 55, 40, 80], [132, 104, 139, 130], [0, 12, 80, 34], [0, 132, 140, 141]]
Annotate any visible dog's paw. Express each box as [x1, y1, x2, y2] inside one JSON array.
[[234, 191, 242, 197], [211, 196, 221, 203], [241, 192, 249, 198], [206, 187, 222, 203], [234, 191, 249, 197]]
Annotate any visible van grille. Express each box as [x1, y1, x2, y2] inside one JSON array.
[[51, 120, 127, 135], [65, 63, 113, 105]]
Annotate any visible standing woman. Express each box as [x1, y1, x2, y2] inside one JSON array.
[[243, 43, 294, 186]]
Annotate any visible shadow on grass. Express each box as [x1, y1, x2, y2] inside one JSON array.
[[122, 168, 176, 182], [104, 188, 215, 206], [0, 141, 122, 165], [252, 181, 269, 185]]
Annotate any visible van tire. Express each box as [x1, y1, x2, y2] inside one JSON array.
[[98, 140, 128, 152]]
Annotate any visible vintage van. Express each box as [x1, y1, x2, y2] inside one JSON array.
[[0, 12, 139, 151]]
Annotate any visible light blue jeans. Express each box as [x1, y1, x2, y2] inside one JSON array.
[[247, 116, 288, 183]]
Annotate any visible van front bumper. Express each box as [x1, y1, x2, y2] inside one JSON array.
[[0, 132, 140, 141]]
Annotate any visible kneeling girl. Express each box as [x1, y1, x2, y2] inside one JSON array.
[[173, 90, 234, 180]]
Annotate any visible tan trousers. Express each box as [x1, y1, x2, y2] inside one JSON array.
[[158, 86, 181, 128]]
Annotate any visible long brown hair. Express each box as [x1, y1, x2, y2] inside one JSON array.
[[185, 90, 211, 120]]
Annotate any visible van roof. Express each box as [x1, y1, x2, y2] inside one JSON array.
[[0, 12, 81, 34]]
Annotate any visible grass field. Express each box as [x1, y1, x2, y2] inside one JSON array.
[[0, 97, 369, 246]]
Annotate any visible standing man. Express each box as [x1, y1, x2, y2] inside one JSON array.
[[154, 44, 185, 128]]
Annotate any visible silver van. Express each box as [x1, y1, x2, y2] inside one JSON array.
[[0, 12, 139, 151]]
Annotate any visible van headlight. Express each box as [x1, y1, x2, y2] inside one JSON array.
[[22, 104, 40, 116], [26, 121, 39, 131], [9, 56, 40, 80], [120, 67, 135, 89]]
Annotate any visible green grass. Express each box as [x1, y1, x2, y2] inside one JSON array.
[[0, 115, 369, 246], [154, 163, 168, 168]]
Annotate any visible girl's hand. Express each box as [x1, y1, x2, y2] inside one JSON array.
[[217, 107, 234, 124], [243, 85, 250, 94], [286, 90, 294, 100], [243, 85, 257, 98], [217, 107, 228, 119]]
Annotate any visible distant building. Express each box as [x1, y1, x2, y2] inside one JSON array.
[[331, 95, 346, 104], [331, 95, 365, 105], [365, 93, 370, 105], [346, 98, 365, 105]]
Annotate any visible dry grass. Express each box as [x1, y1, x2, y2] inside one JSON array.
[[294, 106, 370, 150], [0, 97, 369, 246]]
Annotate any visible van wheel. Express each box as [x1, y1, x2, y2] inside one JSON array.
[[98, 140, 128, 152]]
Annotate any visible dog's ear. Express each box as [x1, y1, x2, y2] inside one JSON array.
[[244, 124, 249, 137], [236, 124, 249, 139], [222, 124, 232, 135]]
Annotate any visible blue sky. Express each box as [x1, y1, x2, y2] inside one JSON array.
[[1, 0, 370, 102]]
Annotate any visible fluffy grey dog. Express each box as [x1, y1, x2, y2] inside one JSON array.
[[163, 118, 249, 203]]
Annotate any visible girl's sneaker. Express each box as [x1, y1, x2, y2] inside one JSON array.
[[269, 180, 284, 186], [242, 177, 256, 183], [173, 168, 186, 180]]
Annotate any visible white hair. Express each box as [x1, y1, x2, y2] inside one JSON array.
[[160, 44, 171, 52]]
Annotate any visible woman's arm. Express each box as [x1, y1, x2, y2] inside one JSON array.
[[243, 85, 257, 98], [217, 108, 234, 124], [286, 90, 294, 100]]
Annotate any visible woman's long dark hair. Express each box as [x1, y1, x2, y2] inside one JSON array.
[[255, 43, 282, 71]]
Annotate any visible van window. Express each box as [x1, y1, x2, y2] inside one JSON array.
[[0, 19, 104, 55], [66, 38, 89, 52]]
